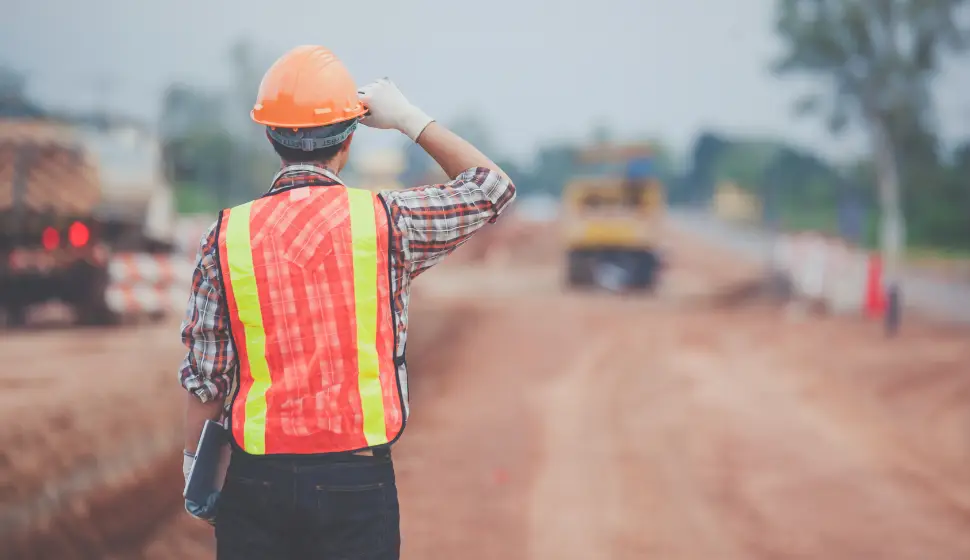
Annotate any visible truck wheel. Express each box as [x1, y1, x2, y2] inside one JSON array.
[[5, 305, 27, 328], [566, 250, 592, 287], [73, 263, 117, 326], [77, 300, 117, 326], [630, 251, 660, 292]]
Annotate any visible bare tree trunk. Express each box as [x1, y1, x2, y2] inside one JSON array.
[[869, 116, 905, 285], [869, 115, 905, 334]]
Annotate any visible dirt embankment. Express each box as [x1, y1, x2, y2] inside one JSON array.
[[0, 324, 187, 559]]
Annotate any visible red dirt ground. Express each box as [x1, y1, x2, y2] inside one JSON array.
[[3, 218, 970, 559]]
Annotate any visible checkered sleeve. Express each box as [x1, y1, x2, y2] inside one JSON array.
[[178, 220, 236, 404], [382, 167, 516, 277]]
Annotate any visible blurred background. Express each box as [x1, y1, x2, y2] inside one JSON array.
[[1, 0, 969, 558]]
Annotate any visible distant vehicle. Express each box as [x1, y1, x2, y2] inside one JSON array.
[[353, 148, 408, 193], [561, 143, 666, 291], [0, 117, 113, 325], [0, 105, 179, 327], [711, 181, 762, 225]]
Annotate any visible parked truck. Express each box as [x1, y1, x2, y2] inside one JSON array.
[[0, 105, 177, 327], [0, 115, 114, 326]]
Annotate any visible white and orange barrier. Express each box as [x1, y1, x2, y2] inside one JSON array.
[[780, 232, 830, 303], [822, 240, 869, 315], [105, 252, 196, 317], [775, 232, 884, 317], [108, 253, 196, 286]]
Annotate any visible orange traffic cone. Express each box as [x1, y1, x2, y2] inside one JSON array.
[[864, 254, 886, 318]]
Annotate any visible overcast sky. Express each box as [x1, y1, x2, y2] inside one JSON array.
[[2, 0, 968, 164]]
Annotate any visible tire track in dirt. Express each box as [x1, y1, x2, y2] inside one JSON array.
[[393, 294, 546, 560], [577, 295, 758, 559], [526, 333, 616, 559], [619, 307, 970, 560]]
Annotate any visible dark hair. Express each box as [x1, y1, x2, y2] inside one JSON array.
[[268, 135, 346, 163], [265, 118, 357, 163]]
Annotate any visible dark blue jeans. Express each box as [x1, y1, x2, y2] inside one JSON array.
[[215, 448, 400, 560]]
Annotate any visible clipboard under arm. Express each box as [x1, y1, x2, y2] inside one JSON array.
[[183, 419, 232, 504]]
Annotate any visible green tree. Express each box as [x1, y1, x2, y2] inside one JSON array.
[[226, 39, 278, 200], [0, 65, 45, 118], [0, 65, 26, 99], [160, 41, 281, 210], [531, 145, 579, 195], [159, 84, 232, 209], [904, 141, 970, 250], [772, 0, 970, 284], [682, 132, 728, 204], [159, 84, 225, 141]]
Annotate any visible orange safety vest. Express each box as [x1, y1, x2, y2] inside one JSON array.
[[217, 168, 405, 455]]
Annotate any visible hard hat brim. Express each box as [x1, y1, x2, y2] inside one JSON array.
[[251, 105, 367, 129]]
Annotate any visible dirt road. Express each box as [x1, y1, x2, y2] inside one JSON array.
[[405, 246, 970, 560], [4, 221, 970, 559]]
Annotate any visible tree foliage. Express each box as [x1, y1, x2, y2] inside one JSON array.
[[0, 65, 27, 100], [0, 65, 45, 118], [158, 41, 280, 212], [675, 133, 728, 204], [774, 0, 967, 133], [772, 0, 970, 267]]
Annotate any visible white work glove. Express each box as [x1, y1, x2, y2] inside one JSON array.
[[357, 78, 434, 142]]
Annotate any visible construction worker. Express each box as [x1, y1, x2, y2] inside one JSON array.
[[178, 45, 515, 559]]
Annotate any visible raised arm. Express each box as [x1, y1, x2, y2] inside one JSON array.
[[384, 167, 515, 276], [414, 122, 507, 180], [358, 78, 516, 276]]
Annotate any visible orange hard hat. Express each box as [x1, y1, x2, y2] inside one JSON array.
[[251, 45, 367, 129]]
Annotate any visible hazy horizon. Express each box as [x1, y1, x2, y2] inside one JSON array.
[[3, 0, 968, 164]]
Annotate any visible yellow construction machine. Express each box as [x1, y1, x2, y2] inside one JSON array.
[[352, 149, 409, 193], [562, 143, 665, 291]]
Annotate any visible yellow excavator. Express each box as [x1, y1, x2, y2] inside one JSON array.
[[561, 143, 665, 291]]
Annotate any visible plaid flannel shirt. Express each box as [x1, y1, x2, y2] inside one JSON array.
[[178, 165, 515, 415]]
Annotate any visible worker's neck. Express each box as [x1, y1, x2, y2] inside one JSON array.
[[282, 160, 341, 176]]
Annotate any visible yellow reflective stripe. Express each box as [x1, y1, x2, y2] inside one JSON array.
[[347, 189, 387, 446], [224, 202, 271, 454]]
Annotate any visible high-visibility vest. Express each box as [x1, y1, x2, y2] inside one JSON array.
[[217, 170, 405, 455]]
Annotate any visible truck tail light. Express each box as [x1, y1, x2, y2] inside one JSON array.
[[68, 221, 90, 247], [41, 227, 60, 251]]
